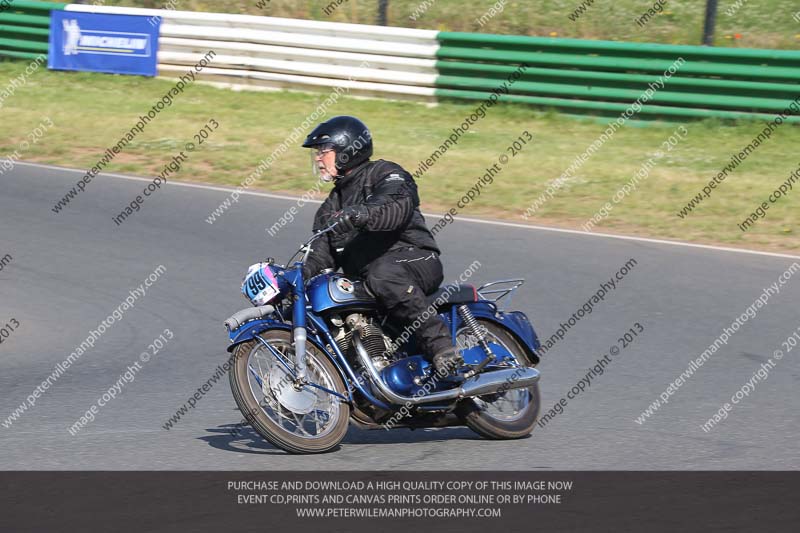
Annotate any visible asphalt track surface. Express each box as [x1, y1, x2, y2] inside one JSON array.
[[1, 162, 798, 470]]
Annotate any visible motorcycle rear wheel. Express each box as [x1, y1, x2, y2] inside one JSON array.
[[454, 320, 540, 439], [229, 329, 350, 454]]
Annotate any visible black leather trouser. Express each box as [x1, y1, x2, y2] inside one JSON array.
[[363, 246, 451, 358]]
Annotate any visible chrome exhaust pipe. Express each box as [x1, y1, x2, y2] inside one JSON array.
[[353, 335, 539, 406]]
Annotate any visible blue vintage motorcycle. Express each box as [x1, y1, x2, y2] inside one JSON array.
[[224, 225, 542, 454]]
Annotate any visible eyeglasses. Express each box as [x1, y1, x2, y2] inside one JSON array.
[[313, 143, 335, 157]]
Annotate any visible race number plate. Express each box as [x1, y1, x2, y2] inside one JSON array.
[[242, 263, 279, 306]]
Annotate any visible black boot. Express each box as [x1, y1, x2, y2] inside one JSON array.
[[432, 346, 464, 377]]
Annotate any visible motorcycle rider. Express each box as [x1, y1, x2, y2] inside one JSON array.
[[301, 115, 462, 375]]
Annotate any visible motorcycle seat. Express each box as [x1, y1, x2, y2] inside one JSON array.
[[426, 284, 478, 309]]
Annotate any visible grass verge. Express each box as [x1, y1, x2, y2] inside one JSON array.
[[1, 61, 798, 252]]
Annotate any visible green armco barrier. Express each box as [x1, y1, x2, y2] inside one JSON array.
[[437, 62, 800, 98], [0, 0, 67, 60], [0, 36, 47, 52], [436, 47, 800, 80], [437, 74, 798, 113], [436, 87, 800, 124], [0, 24, 49, 37], [436, 31, 800, 121], [0, 49, 43, 59], [0, 13, 52, 27], [4, 0, 68, 10], [438, 32, 800, 63]]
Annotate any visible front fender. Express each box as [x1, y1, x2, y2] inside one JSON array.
[[226, 318, 354, 402], [227, 317, 289, 352], [466, 302, 541, 365]]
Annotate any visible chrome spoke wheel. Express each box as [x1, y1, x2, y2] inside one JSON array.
[[455, 321, 538, 429], [465, 361, 531, 423], [230, 330, 350, 454], [245, 337, 340, 441]]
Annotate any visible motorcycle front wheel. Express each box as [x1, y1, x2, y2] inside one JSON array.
[[229, 329, 350, 454], [454, 319, 540, 439]]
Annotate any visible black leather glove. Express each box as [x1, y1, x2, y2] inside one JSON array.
[[328, 205, 369, 235]]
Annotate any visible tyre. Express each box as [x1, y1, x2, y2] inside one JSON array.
[[454, 319, 540, 439], [229, 329, 350, 454]]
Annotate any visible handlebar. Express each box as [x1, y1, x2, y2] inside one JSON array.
[[300, 223, 338, 250], [285, 222, 339, 267]]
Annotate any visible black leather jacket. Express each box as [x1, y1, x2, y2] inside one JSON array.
[[304, 159, 440, 278]]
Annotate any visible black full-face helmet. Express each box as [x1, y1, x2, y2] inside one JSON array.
[[302, 115, 373, 181]]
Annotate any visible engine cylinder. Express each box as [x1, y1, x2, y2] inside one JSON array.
[[340, 313, 393, 370]]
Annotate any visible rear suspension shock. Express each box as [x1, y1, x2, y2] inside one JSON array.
[[458, 305, 495, 377]]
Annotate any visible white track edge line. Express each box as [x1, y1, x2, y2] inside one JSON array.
[[18, 160, 800, 261]]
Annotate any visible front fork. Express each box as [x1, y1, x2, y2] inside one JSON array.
[[291, 262, 308, 383]]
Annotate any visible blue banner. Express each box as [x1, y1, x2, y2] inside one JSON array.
[[48, 11, 160, 77]]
